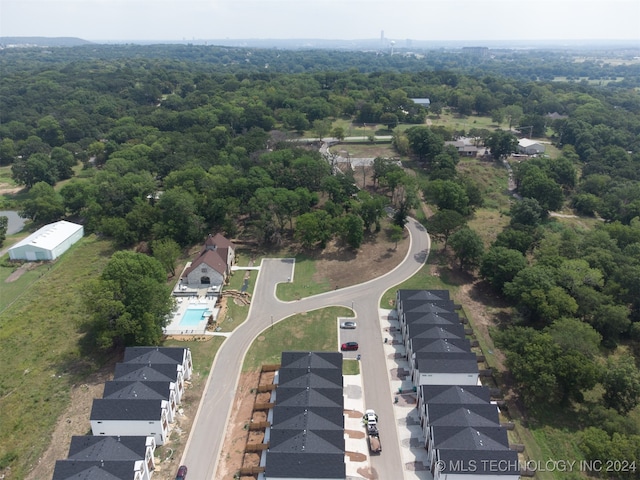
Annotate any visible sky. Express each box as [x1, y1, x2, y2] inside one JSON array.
[[1, 0, 639, 43]]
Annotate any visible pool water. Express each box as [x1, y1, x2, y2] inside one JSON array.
[[180, 307, 210, 327]]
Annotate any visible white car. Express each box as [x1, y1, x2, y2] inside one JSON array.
[[364, 409, 378, 426], [340, 321, 357, 329]]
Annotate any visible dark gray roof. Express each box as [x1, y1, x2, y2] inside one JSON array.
[[52, 460, 139, 480], [123, 346, 187, 365], [90, 399, 164, 421], [420, 385, 492, 405], [411, 337, 472, 354], [102, 381, 173, 401], [112, 363, 179, 383], [397, 289, 450, 303], [431, 426, 510, 451], [275, 387, 343, 408], [401, 299, 457, 314], [278, 369, 343, 390], [436, 449, 520, 475], [404, 311, 461, 325], [67, 435, 150, 461], [280, 351, 343, 371], [426, 404, 501, 428], [416, 354, 479, 374], [270, 428, 344, 454], [407, 323, 466, 339], [272, 406, 344, 431], [264, 453, 346, 478]]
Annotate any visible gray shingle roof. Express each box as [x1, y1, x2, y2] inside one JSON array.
[[278, 369, 343, 389], [426, 404, 501, 428], [52, 460, 139, 479], [123, 346, 187, 365], [411, 337, 472, 354], [431, 426, 510, 451], [266, 351, 345, 479], [404, 311, 462, 325], [272, 406, 344, 431], [397, 289, 451, 302], [420, 385, 492, 405], [90, 399, 164, 421], [416, 354, 479, 374], [401, 299, 457, 314], [102, 381, 172, 401], [67, 435, 150, 461], [264, 453, 346, 478], [280, 351, 343, 371], [275, 387, 343, 408], [112, 363, 178, 383], [407, 323, 466, 339]]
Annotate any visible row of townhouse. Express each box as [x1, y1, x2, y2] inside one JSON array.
[[261, 351, 347, 480], [52, 347, 193, 480], [396, 290, 521, 480]]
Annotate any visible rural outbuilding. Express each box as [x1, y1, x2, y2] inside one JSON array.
[[8, 220, 84, 261]]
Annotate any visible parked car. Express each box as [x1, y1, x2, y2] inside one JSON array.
[[176, 465, 188, 480], [340, 321, 357, 329], [341, 341, 359, 351]]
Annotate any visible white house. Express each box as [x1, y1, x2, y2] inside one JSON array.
[[64, 435, 156, 480], [517, 138, 545, 155], [8, 220, 83, 261], [123, 346, 193, 381], [181, 233, 236, 288], [90, 399, 170, 445], [52, 459, 146, 480]]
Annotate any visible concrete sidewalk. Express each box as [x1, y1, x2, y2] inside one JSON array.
[[380, 308, 433, 480]]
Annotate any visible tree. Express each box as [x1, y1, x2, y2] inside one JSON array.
[[338, 213, 365, 250], [19, 181, 65, 224], [496, 326, 599, 407], [485, 130, 518, 161], [480, 246, 528, 292], [405, 126, 444, 162], [504, 265, 579, 325], [601, 356, 640, 415], [0, 216, 7, 247], [85, 251, 173, 350], [424, 180, 470, 215], [510, 197, 547, 226], [312, 119, 332, 141], [388, 224, 404, 250], [50, 147, 76, 180], [449, 227, 484, 271], [503, 105, 524, 130], [294, 210, 333, 249], [426, 209, 467, 250], [11, 152, 57, 188], [152, 238, 182, 277]]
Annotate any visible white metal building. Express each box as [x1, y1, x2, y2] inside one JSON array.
[[8, 220, 84, 261]]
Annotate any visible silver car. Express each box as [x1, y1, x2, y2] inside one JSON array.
[[340, 321, 357, 329]]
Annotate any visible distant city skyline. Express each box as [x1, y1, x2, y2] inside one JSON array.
[[1, 0, 639, 43]]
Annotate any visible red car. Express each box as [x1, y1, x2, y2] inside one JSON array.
[[176, 465, 188, 480], [341, 341, 359, 351]]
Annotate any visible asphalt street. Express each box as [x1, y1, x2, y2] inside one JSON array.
[[181, 216, 430, 479]]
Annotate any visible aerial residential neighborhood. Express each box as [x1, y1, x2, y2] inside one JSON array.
[[1, 17, 639, 480]]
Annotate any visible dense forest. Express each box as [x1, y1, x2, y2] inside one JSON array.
[[1, 43, 640, 476]]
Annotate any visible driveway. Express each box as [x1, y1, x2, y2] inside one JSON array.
[[181, 217, 430, 479]]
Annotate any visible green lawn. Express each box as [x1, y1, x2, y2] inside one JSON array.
[[242, 306, 349, 371], [0, 236, 115, 478], [276, 255, 330, 301]]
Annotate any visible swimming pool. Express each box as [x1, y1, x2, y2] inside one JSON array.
[[180, 307, 210, 327]]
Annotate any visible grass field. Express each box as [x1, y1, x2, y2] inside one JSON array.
[[0, 236, 115, 478], [242, 306, 349, 371]]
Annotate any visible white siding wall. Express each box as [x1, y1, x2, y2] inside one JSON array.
[[90, 419, 168, 445]]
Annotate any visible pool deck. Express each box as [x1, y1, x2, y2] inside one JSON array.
[[164, 285, 221, 335]]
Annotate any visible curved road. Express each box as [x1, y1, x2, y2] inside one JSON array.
[[182, 216, 430, 479]]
